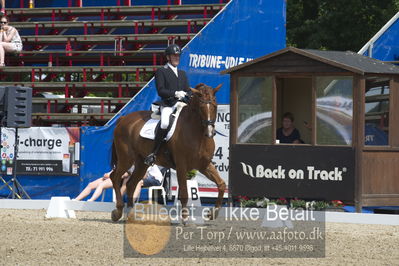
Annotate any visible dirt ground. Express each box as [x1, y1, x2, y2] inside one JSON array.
[[0, 209, 398, 265]]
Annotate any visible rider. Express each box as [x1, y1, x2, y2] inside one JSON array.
[[144, 44, 190, 166]]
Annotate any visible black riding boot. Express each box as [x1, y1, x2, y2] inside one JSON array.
[[144, 128, 168, 166]]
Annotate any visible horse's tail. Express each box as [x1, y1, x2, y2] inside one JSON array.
[[111, 141, 117, 170]]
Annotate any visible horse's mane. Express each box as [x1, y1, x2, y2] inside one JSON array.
[[194, 83, 205, 90], [185, 83, 218, 121], [190, 83, 212, 101]]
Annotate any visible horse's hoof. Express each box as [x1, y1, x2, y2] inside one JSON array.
[[213, 208, 220, 219], [181, 208, 190, 225], [182, 216, 189, 226], [126, 207, 134, 220], [111, 209, 122, 222], [206, 207, 220, 220]]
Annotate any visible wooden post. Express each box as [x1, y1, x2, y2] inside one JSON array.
[[228, 74, 238, 206], [311, 76, 316, 145], [354, 76, 365, 212], [272, 76, 277, 143], [389, 77, 399, 147], [230, 74, 238, 145]]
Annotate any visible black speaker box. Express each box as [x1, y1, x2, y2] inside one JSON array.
[[0, 86, 32, 128]]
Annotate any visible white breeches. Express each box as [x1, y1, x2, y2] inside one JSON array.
[[160, 106, 176, 129]]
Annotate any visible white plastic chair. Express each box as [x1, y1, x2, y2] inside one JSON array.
[[148, 167, 169, 205], [148, 185, 166, 205]]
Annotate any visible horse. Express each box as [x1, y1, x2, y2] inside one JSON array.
[[109, 83, 226, 222]]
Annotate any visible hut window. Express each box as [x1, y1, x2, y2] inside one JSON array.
[[276, 77, 312, 144], [237, 76, 273, 144], [316, 76, 353, 146], [364, 77, 390, 146]]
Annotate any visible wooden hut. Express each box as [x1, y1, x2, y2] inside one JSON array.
[[222, 47, 399, 211]]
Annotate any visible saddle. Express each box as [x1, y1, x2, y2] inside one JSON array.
[[139, 101, 187, 141]]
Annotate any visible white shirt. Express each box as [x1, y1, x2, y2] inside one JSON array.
[[123, 165, 164, 183], [167, 63, 178, 77], [147, 165, 164, 183], [127, 165, 135, 174]]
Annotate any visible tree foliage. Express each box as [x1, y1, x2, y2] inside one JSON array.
[[287, 0, 399, 51]]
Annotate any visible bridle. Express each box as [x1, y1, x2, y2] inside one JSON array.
[[198, 98, 216, 128], [186, 83, 222, 138], [185, 85, 217, 131]]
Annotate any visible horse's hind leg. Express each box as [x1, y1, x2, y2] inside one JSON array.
[[110, 156, 133, 222], [200, 163, 226, 219], [125, 160, 148, 208], [110, 167, 125, 222]]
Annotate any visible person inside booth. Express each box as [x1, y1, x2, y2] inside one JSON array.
[[276, 112, 305, 144]]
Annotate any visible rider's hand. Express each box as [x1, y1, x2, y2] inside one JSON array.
[[175, 90, 187, 100]]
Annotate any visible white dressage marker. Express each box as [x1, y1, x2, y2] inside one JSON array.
[[174, 179, 202, 207], [46, 197, 76, 219]]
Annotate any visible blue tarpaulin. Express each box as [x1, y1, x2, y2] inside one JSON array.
[[360, 13, 399, 61], [82, 0, 286, 202], [2, 0, 287, 200]]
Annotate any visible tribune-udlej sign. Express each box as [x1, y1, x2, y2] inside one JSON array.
[[230, 145, 355, 200]]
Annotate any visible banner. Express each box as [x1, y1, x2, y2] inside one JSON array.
[[230, 145, 355, 200], [1, 127, 80, 175]]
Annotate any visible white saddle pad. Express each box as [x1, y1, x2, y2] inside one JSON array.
[[140, 101, 187, 141]]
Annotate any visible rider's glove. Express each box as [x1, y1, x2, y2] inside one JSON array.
[[175, 90, 187, 100]]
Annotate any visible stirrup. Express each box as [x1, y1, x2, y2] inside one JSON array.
[[144, 153, 156, 166]]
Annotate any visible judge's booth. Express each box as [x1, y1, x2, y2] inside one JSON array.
[[223, 47, 399, 211]]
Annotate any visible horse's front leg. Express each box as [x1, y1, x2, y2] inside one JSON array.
[[110, 168, 125, 222], [176, 166, 189, 223], [200, 162, 226, 220]]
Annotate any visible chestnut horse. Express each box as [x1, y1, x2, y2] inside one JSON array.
[[110, 83, 226, 222]]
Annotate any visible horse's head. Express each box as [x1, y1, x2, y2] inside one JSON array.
[[190, 83, 222, 138]]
